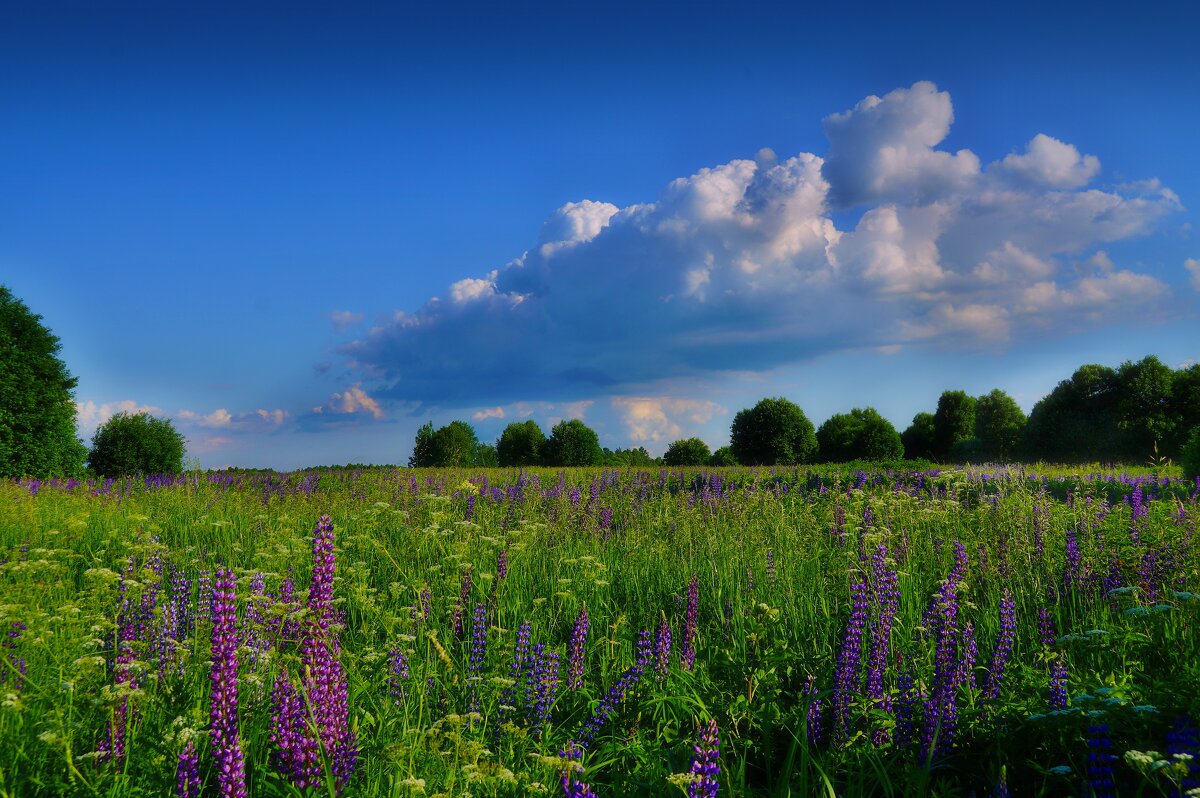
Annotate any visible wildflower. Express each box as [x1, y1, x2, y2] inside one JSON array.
[[681, 573, 699, 671], [983, 590, 1016, 701], [689, 719, 720, 797], [833, 573, 869, 744], [1048, 656, 1069, 710], [209, 567, 247, 798], [567, 605, 589, 691], [175, 739, 200, 798], [1086, 723, 1116, 798], [654, 614, 672, 683]]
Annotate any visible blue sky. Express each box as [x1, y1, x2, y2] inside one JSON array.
[[3, 1, 1198, 468]]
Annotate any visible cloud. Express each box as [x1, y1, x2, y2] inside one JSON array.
[[611, 397, 725, 444], [75, 399, 164, 435], [472, 406, 506, 421], [821, 81, 981, 208], [339, 82, 1180, 410], [330, 310, 366, 333], [995, 133, 1101, 189], [176, 407, 289, 431], [312, 385, 385, 420], [1187, 258, 1200, 290]]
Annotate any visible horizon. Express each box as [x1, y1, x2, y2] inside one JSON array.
[[4, 1, 1198, 470]]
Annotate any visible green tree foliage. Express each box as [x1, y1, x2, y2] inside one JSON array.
[[0, 285, 87, 478], [473, 442, 498, 468], [496, 420, 546, 467], [430, 421, 479, 467], [87, 412, 185, 477], [1169, 365, 1200, 459], [729, 397, 817, 465], [933, 390, 977, 462], [709, 446, 738, 466], [1022, 364, 1122, 463], [602, 447, 657, 467], [815, 407, 903, 463], [1182, 426, 1200, 481], [663, 437, 712, 466], [901, 412, 936, 460], [409, 421, 435, 467], [973, 388, 1027, 461], [1115, 356, 1175, 459], [542, 419, 603, 467]]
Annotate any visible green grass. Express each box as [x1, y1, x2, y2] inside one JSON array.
[[0, 465, 1197, 796]]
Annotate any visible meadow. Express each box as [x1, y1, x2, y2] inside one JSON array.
[[0, 465, 1198, 797]]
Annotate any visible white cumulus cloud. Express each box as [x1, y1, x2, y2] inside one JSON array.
[[312, 386, 385, 420], [75, 399, 164, 435], [339, 82, 1180, 410]]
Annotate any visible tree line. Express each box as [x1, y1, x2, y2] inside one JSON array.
[[2, 283, 1199, 478]]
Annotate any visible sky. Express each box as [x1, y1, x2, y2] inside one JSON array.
[[3, 1, 1199, 469]]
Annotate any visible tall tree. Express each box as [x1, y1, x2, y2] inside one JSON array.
[[901, 412, 936, 461], [430, 421, 479, 467], [542, 419, 603, 467], [933, 390, 977, 462], [496, 420, 546, 467], [729, 397, 818, 465], [1022, 364, 1121, 463], [1169, 364, 1200, 459], [973, 389, 1026, 462], [409, 421, 435, 468], [0, 285, 87, 478], [1115, 355, 1175, 460]]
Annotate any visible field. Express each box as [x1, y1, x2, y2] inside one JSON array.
[[1, 465, 1198, 797]]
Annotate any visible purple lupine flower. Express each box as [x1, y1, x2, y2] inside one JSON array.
[[893, 664, 925, 752], [833, 573, 869, 744], [568, 604, 589, 691], [270, 668, 321, 788], [500, 621, 533, 723], [688, 719, 720, 798], [197, 570, 213, 620], [1129, 483, 1146, 545], [209, 567, 247, 798], [723, 598, 733, 636], [958, 622, 978, 692], [681, 573, 700, 671], [468, 601, 488, 713], [496, 548, 508, 582], [654, 615, 672, 683], [1038, 608, 1056, 649], [866, 544, 899, 746], [1032, 501, 1048, 560], [923, 550, 965, 762], [832, 503, 847, 546], [983, 590, 1016, 701], [765, 548, 776, 583], [387, 647, 410, 705], [1086, 724, 1116, 798], [465, 493, 476, 522], [560, 742, 598, 798], [598, 506, 613, 533], [1048, 656, 1068, 709], [98, 590, 138, 765], [804, 674, 824, 747], [1064, 527, 1082, 591], [531, 647, 561, 733], [175, 739, 201, 798]]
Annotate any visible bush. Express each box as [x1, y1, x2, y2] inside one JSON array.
[[1182, 426, 1200, 482], [729, 397, 817, 465], [0, 285, 87, 478], [88, 412, 186, 477], [663, 437, 711, 466], [709, 446, 738, 466], [816, 408, 903, 463]]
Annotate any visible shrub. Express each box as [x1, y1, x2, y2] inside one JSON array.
[[816, 408, 903, 463], [88, 412, 186, 477], [663, 438, 711, 466], [729, 397, 817, 465]]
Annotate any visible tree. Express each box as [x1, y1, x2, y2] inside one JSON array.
[[816, 407, 903, 463], [709, 446, 738, 466], [430, 421, 479, 467], [901, 412, 936, 460], [473, 442, 499, 468], [603, 447, 657, 467], [973, 389, 1026, 462], [663, 437, 711, 466], [542, 419, 603, 467], [933, 390, 977, 462], [1169, 364, 1200, 459], [1022, 364, 1121, 463], [1182, 426, 1200, 481], [0, 285, 87, 478], [87, 412, 186, 477], [409, 421, 435, 467], [729, 397, 818, 466], [496, 420, 546, 467], [1115, 355, 1175, 460]]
